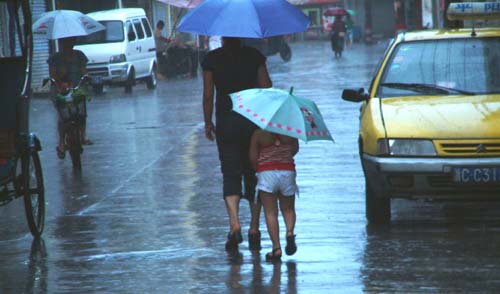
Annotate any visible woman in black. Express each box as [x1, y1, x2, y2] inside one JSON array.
[[202, 37, 272, 251]]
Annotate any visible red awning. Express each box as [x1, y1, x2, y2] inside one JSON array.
[[288, 0, 340, 5], [156, 0, 203, 8]]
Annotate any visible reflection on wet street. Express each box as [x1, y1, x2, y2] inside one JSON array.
[[2, 40, 500, 293]]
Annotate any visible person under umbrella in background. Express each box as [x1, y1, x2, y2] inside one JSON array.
[[202, 37, 272, 251], [330, 15, 346, 58], [47, 36, 92, 159]]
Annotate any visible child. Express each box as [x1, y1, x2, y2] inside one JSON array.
[[249, 129, 299, 261]]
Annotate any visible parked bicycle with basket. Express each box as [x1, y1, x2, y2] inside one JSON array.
[[0, 0, 45, 238]]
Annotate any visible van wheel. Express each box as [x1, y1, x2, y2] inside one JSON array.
[[146, 65, 157, 90], [125, 68, 135, 93], [279, 43, 291, 62], [365, 179, 391, 224]]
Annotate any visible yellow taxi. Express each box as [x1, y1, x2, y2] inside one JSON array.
[[342, 2, 500, 224]]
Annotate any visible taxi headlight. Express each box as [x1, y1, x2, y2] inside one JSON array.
[[110, 54, 126, 63], [376, 139, 437, 156]]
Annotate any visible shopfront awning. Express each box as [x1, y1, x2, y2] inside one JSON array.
[[155, 0, 202, 8], [288, 0, 340, 4]]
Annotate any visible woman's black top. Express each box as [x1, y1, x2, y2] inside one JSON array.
[[201, 46, 266, 118]]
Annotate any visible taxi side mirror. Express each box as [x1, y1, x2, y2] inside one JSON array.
[[342, 88, 369, 102]]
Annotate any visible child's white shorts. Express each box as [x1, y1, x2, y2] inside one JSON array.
[[256, 170, 298, 197]]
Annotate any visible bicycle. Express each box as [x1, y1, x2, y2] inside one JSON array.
[[0, 0, 45, 238], [44, 75, 91, 169]]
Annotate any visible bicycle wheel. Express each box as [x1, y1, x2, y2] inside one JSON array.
[[22, 151, 45, 238], [67, 125, 82, 169]]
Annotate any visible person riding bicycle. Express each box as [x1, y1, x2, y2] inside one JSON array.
[[47, 36, 92, 159]]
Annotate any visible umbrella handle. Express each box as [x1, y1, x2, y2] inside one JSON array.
[[289, 87, 294, 95]]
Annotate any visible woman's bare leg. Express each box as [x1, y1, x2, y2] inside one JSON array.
[[225, 195, 241, 233]]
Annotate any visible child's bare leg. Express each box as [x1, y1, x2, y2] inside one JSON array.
[[279, 194, 296, 237], [249, 200, 261, 234], [261, 191, 281, 251]]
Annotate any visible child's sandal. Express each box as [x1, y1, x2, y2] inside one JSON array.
[[265, 247, 282, 262], [285, 234, 297, 256]]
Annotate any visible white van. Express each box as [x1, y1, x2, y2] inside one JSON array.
[[75, 8, 157, 94]]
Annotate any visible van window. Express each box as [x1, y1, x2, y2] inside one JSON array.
[[141, 18, 152, 38], [127, 21, 136, 41], [76, 21, 124, 44], [133, 19, 145, 39]]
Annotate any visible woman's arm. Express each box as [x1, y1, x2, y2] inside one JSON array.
[[249, 130, 260, 171], [257, 63, 272, 88], [202, 70, 216, 141]]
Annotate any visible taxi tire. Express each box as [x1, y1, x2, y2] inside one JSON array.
[[365, 179, 390, 224]]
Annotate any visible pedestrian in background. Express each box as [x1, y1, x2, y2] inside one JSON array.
[[249, 131, 299, 261], [345, 14, 354, 48], [201, 37, 272, 251], [154, 21, 169, 79], [330, 15, 346, 58]]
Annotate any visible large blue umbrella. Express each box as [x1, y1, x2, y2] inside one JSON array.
[[177, 0, 310, 38]]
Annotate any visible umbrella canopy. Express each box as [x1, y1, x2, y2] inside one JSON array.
[[324, 7, 349, 16], [177, 0, 310, 38], [230, 88, 334, 142], [32, 10, 105, 40]]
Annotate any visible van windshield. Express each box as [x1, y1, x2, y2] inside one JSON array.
[[76, 21, 124, 44]]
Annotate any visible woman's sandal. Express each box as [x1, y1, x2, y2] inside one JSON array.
[[248, 230, 261, 251], [82, 139, 93, 145], [225, 230, 243, 251], [56, 146, 65, 159], [265, 247, 282, 262], [285, 234, 297, 256]]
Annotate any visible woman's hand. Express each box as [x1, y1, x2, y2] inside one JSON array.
[[205, 122, 215, 141]]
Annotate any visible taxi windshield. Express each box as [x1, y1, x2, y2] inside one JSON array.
[[377, 37, 500, 97]]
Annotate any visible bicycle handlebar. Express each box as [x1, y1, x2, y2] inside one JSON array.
[[43, 74, 91, 91]]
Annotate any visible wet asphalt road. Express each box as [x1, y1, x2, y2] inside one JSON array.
[[2, 40, 500, 293]]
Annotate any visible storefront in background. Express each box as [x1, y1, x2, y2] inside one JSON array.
[[289, 0, 342, 39]]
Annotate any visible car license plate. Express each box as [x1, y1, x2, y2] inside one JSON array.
[[453, 167, 500, 184], [92, 75, 103, 84]]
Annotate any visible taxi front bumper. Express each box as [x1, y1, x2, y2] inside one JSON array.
[[362, 154, 500, 199]]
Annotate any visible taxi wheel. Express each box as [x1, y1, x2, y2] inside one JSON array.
[[365, 179, 390, 224]]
